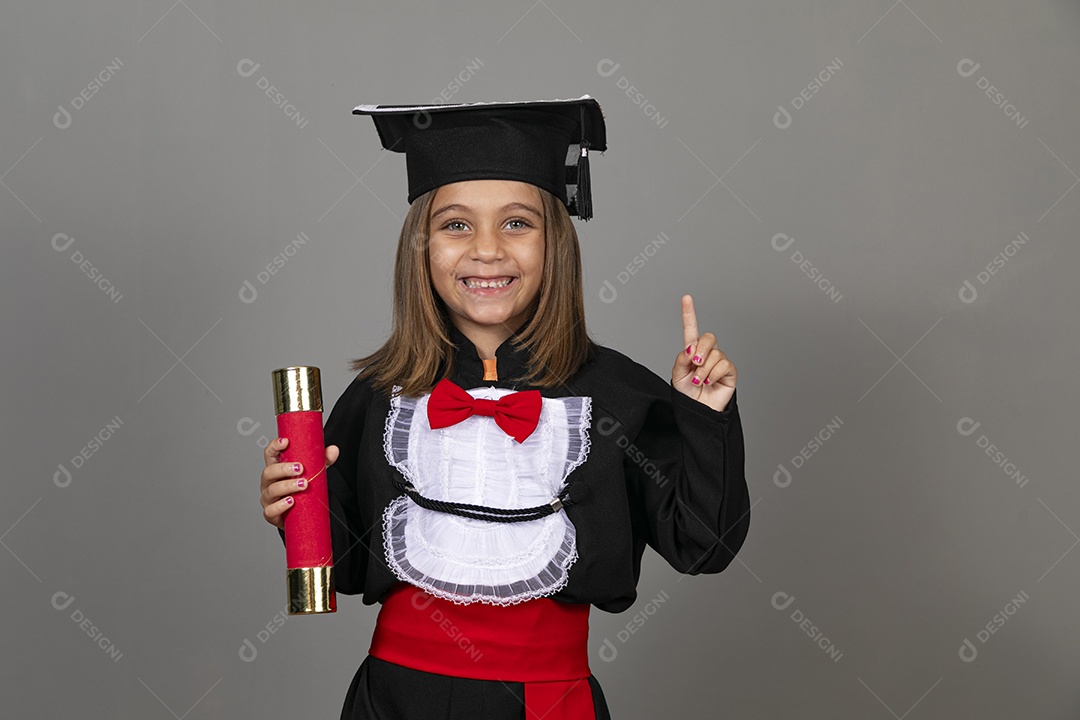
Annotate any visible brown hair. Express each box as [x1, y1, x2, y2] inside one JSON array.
[[349, 185, 598, 397]]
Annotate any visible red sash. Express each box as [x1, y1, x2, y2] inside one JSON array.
[[369, 583, 596, 719]]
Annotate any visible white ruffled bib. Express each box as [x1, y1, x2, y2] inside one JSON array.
[[381, 385, 592, 605]]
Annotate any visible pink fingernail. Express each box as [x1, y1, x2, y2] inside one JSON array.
[[692, 355, 702, 364], [685, 345, 692, 355], [297, 478, 306, 489], [285, 497, 293, 505], [293, 462, 302, 474], [691, 377, 701, 385], [703, 378, 710, 385]]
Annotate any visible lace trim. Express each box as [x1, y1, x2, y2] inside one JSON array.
[[562, 395, 592, 479], [382, 385, 418, 476], [381, 496, 579, 606]]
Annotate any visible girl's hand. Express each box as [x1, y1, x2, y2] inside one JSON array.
[[259, 437, 340, 530], [672, 294, 737, 413]]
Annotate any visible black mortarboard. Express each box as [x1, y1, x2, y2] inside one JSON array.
[[353, 96, 606, 220]]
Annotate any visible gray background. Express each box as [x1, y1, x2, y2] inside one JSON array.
[[3, 1, 1078, 717]]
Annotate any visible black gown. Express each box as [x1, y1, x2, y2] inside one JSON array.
[[278, 323, 750, 719]]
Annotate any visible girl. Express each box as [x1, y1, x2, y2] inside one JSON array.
[[259, 97, 750, 719]]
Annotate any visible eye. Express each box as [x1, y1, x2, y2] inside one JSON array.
[[441, 220, 470, 233], [504, 218, 533, 231]]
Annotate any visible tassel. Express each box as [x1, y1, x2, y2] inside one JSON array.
[[576, 142, 592, 221], [574, 103, 593, 221]]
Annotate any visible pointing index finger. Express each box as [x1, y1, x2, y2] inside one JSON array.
[[682, 294, 699, 348]]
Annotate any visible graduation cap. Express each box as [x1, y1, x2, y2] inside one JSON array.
[[353, 96, 606, 220]]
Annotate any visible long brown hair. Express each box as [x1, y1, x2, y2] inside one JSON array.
[[349, 185, 598, 397]]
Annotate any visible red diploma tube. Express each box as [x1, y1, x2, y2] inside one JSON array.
[[271, 366, 336, 615]]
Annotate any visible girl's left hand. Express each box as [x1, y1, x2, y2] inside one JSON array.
[[672, 294, 737, 413]]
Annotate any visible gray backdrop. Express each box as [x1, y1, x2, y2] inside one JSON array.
[[3, 1, 1078, 717]]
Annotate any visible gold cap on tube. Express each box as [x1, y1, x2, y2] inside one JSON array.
[[286, 566, 336, 615], [272, 366, 323, 415]]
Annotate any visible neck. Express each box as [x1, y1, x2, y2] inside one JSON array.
[[453, 319, 524, 358], [459, 325, 510, 359]]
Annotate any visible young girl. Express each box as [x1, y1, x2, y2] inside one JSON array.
[[259, 97, 750, 719]]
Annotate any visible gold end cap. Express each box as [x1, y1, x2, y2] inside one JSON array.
[[272, 366, 323, 414], [286, 566, 336, 615]]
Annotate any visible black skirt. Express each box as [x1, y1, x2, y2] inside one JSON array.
[[340, 655, 612, 720]]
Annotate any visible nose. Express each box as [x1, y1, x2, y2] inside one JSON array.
[[468, 223, 503, 260]]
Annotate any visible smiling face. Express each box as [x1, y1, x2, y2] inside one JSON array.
[[427, 180, 546, 357]]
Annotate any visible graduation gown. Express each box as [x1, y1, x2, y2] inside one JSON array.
[[278, 323, 750, 718]]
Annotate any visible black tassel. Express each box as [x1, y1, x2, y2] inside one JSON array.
[[574, 103, 593, 221], [576, 142, 592, 221]]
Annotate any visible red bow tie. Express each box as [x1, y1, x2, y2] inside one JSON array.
[[426, 379, 542, 443]]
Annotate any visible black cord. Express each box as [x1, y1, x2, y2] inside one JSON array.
[[393, 478, 574, 523]]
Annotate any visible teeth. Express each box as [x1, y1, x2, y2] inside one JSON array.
[[464, 277, 512, 289]]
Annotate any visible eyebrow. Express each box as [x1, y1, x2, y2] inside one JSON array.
[[430, 202, 543, 221]]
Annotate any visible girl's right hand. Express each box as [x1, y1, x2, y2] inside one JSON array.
[[260, 437, 340, 530]]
